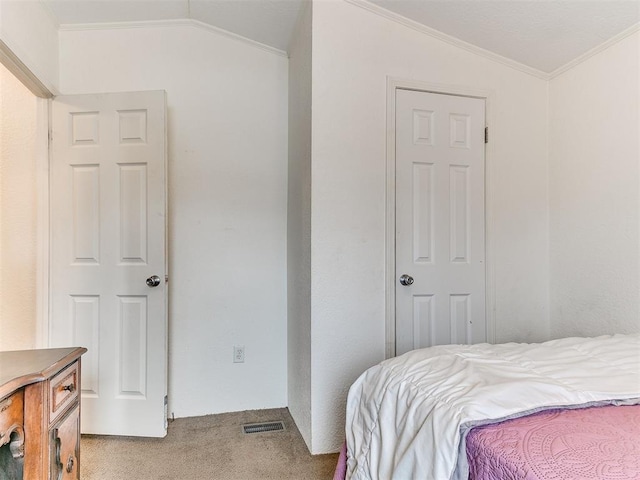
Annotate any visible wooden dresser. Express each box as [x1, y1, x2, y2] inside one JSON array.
[[0, 347, 86, 480]]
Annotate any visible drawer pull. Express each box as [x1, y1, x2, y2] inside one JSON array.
[[66, 455, 74, 473], [61, 384, 75, 393]]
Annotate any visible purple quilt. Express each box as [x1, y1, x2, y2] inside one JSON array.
[[466, 404, 640, 480]]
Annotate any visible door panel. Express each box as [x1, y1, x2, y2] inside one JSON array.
[[50, 91, 167, 437], [395, 89, 486, 355]]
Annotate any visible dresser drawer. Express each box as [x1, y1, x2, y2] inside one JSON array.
[[49, 362, 79, 425], [51, 406, 80, 480], [0, 390, 23, 446]]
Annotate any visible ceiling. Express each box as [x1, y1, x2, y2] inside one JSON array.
[[41, 0, 640, 74]]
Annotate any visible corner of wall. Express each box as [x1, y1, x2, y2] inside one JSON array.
[[547, 30, 640, 338], [0, 0, 60, 94], [286, 0, 313, 451], [543, 76, 551, 341]]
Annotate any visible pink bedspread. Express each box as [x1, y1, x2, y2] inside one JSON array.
[[333, 441, 347, 480], [466, 404, 640, 480]]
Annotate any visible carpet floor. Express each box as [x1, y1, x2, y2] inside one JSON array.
[[81, 408, 339, 480]]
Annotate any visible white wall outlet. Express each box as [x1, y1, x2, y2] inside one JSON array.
[[233, 345, 245, 363]]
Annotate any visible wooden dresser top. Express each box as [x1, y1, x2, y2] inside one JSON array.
[[0, 347, 87, 400]]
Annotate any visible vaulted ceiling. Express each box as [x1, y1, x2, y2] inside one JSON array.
[[41, 0, 640, 74]]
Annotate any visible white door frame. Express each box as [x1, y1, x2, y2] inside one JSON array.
[[0, 39, 53, 99], [385, 77, 496, 358], [34, 98, 51, 348]]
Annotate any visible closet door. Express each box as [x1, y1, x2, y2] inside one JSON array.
[[395, 89, 487, 355]]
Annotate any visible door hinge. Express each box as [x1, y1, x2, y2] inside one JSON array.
[[484, 126, 488, 144], [164, 395, 168, 430]]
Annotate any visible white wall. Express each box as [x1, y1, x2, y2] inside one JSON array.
[[0, 0, 59, 93], [307, 0, 549, 453], [5, 0, 635, 456], [549, 31, 640, 338], [0, 62, 38, 350], [59, 24, 289, 417], [287, 3, 313, 450]]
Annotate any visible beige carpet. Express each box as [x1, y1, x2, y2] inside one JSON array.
[[81, 408, 339, 480]]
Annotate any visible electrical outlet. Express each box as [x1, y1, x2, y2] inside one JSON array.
[[233, 345, 245, 363]]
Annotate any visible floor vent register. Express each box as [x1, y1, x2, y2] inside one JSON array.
[[242, 421, 285, 434]]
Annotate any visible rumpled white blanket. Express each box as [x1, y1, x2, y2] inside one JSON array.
[[345, 334, 640, 480]]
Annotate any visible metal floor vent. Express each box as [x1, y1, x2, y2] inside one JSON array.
[[242, 421, 285, 434]]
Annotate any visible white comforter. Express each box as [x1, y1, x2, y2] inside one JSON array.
[[345, 334, 640, 480]]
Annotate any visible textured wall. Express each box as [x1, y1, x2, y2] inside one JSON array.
[[310, 0, 549, 453], [60, 24, 289, 417], [287, 1, 313, 451], [549, 31, 640, 338], [0, 62, 38, 351], [0, 0, 59, 93]]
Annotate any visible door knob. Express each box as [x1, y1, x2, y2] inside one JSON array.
[[399, 274, 414, 286], [146, 275, 161, 287]]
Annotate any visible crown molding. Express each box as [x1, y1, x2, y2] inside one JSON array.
[[549, 22, 640, 79], [58, 19, 288, 58], [343, 0, 550, 81], [58, 18, 190, 32], [37, 0, 61, 29]]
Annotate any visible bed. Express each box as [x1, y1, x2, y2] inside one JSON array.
[[341, 334, 640, 480], [466, 403, 640, 479]]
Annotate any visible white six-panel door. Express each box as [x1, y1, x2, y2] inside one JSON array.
[[395, 89, 486, 356], [50, 91, 167, 437]]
